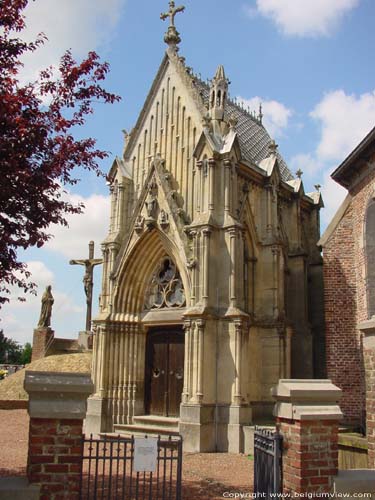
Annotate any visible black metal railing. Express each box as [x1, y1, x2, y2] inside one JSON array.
[[80, 434, 182, 500], [254, 426, 283, 498]]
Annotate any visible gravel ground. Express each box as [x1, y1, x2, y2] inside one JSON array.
[[0, 409, 253, 499]]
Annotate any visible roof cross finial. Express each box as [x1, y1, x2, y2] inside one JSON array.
[[296, 168, 303, 179], [161, 1, 185, 51]]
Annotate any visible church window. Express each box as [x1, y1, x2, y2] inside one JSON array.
[[217, 90, 221, 107], [211, 91, 215, 108], [366, 197, 375, 317], [145, 257, 186, 310]]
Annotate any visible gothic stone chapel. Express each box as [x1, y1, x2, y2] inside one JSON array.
[[86, 2, 325, 452]]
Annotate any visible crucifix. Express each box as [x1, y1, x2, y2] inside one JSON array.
[[160, 1, 185, 28], [70, 241, 103, 332]]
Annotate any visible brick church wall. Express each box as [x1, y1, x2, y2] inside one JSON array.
[[323, 166, 375, 425]]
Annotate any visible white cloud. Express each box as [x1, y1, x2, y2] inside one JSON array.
[[320, 171, 347, 227], [289, 88, 375, 228], [289, 153, 319, 177], [20, 0, 126, 82], [45, 192, 110, 259], [310, 89, 375, 162], [1, 261, 84, 344], [246, 0, 359, 37], [238, 96, 293, 138]]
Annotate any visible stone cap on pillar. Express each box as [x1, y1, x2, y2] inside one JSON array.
[[272, 379, 343, 421], [24, 371, 94, 420], [358, 316, 375, 349]]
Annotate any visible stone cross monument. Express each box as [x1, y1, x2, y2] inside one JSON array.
[[160, 1, 185, 50], [70, 241, 103, 332]]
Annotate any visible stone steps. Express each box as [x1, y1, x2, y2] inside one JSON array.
[[112, 415, 180, 438]]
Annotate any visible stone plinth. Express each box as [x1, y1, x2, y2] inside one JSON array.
[[25, 371, 94, 500], [273, 379, 342, 494], [358, 317, 375, 468], [31, 327, 54, 361]]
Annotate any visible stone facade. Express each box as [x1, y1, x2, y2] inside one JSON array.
[[87, 11, 324, 452], [319, 126, 375, 427]]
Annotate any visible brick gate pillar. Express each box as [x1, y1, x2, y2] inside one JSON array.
[[272, 379, 342, 494], [24, 371, 94, 500], [358, 317, 375, 468]]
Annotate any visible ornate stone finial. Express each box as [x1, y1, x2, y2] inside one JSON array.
[[296, 169, 303, 179], [258, 103, 263, 124], [314, 184, 321, 192], [268, 140, 278, 156], [160, 1, 185, 51], [209, 65, 229, 122], [122, 129, 129, 155], [228, 115, 238, 130]]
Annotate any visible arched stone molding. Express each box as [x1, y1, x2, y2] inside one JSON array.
[[112, 228, 191, 320]]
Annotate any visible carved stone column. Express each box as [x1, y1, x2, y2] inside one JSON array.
[[196, 319, 205, 402], [116, 182, 125, 231], [109, 183, 117, 233], [182, 320, 192, 403], [196, 160, 202, 213], [224, 159, 231, 216], [272, 245, 280, 318], [202, 228, 211, 308], [208, 157, 216, 213], [233, 320, 243, 404], [228, 228, 238, 309]]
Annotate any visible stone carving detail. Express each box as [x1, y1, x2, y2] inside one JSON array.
[[135, 215, 145, 234], [145, 178, 158, 219], [145, 257, 186, 310], [159, 209, 169, 230]]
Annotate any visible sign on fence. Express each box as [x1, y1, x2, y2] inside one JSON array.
[[134, 437, 158, 472]]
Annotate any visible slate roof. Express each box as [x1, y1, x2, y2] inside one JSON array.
[[194, 79, 293, 182]]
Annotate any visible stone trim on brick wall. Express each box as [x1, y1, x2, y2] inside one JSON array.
[[273, 379, 342, 494], [24, 371, 94, 500]]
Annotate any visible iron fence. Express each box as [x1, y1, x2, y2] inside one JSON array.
[[254, 426, 283, 498], [80, 434, 182, 500]]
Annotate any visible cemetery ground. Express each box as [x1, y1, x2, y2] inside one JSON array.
[[0, 409, 253, 498]]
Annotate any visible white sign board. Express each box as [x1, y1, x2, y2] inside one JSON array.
[[134, 437, 158, 472]]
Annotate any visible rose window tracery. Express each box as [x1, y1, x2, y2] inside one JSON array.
[[145, 257, 185, 310]]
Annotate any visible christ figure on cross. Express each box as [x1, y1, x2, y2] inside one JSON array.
[[70, 241, 103, 332]]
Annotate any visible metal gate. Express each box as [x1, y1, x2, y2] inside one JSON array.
[[254, 426, 283, 497], [80, 434, 182, 500]]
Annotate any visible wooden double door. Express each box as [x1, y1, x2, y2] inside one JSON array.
[[145, 329, 184, 417]]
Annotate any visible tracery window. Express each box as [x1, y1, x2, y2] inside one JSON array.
[[144, 257, 185, 310], [366, 198, 375, 318]]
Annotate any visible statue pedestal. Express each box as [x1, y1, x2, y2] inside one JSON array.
[[78, 331, 93, 350], [32, 327, 54, 362]]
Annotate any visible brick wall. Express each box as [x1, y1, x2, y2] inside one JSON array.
[[323, 164, 375, 425], [31, 328, 54, 362], [278, 417, 339, 493], [0, 400, 28, 410], [27, 417, 83, 500], [363, 342, 375, 467]]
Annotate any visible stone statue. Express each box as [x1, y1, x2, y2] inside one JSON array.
[[70, 241, 103, 332], [37, 285, 54, 328]]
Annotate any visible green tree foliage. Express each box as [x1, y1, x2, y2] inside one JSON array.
[[0, 329, 22, 363]]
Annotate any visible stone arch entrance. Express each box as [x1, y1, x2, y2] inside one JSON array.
[[145, 327, 184, 417]]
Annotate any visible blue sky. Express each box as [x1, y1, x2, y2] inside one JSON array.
[[2, 0, 375, 346]]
